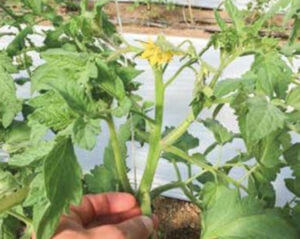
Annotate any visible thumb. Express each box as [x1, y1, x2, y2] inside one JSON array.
[[117, 216, 154, 239], [88, 216, 154, 239]]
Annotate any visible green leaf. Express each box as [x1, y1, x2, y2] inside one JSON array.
[[0, 66, 22, 128], [253, 0, 291, 32], [115, 66, 143, 86], [8, 141, 54, 167], [287, 110, 300, 124], [112, 97, 132, 118], [287, 87, 300, 110], [84, 165, 118, 193], [245, 97, 286, 142], [162, 127, 199, 163], [6, 27, 33, 57], [72, 118, 101, 150], [248, 164, 279, 207], [252, 52, 292, 98], [0, 52, 17, 73], [36, 137, 82, 239], [248, 177, 276, 207], [285, 178, 300, 197], [31, 49, 95, 92], [224, 0, 244, 32], [201, 183, 298, 239], [253, 132, 282, 168], [4, 121, 31, 145], [23, 173, 45, 207], [2, 122, 31, 154], [33, 200, 62, 239], [203, 119, 234, 144], [28, 91, 77, 131], [284, 143, 300, 178], [0, 216, 22, 239], [214, 71, 256, 97], [96, 59, 126, 100], [44, 137, 82, 204], [291, 202, 300, 234], [214, 78, 241, 98], [214, 10, 227, 31], [23, 0, 42, 14], [48, 80, 102, 117], [284, 0, 300, 23], [0, 169, 19, 198], [248, 164, 280, 207]]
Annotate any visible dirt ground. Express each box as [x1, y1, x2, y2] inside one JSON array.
[[103, 2, 291, 39], [153, 197, 201, 239], [104, 2, 225, 38]]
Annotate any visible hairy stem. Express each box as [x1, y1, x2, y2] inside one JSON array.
[[106, 115, 133, 193], [138, 67, 165, 216]]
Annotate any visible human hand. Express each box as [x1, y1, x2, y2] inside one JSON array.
[[35, 193, 155, 239]]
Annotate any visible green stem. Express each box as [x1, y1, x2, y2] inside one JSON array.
[[209, 52, 240, 88], [164, 60, 194, 88], [160, 112, 195, 148], [80, 0, 89, 12], [164, 146, 249, 193], [151, 170, 207, 199], [237, 165, 258, 184], [150, 181, 183, 199], [106, 115, 133, 193], [204, 142, 219, 156], [138, 67, 165, 216], [160, 52, 239, 150], [187, 164, 192, 178], [172, 160, 201, 207], [7, 210, 32, 226]]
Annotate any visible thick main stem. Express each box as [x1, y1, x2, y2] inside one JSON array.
[[138, 68, 165, 216], [107, 115, 133, 193]]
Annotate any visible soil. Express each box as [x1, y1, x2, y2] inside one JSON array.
[[104, 2, 225, 39], [153, 197, 201, 239], [103, 2, 292, 39]]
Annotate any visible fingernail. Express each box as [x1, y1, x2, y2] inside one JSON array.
[[141, 216, 154, 232]]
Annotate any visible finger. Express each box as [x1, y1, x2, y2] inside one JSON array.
[[54, 211, 84, 234], [86, 206, 142, 228], [88, 216, 154, 239], [152, 214, 159, 229], [71, 193, 138, 226]]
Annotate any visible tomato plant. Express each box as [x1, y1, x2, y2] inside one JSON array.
[[0, 0, 300, 238]]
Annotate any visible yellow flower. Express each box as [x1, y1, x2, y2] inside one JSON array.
[[141, 39, 178, 66]]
